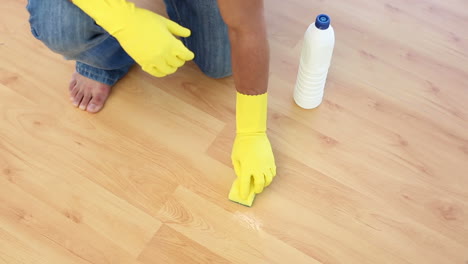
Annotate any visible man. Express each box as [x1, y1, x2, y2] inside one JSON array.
[[27, 0, 276, 206]]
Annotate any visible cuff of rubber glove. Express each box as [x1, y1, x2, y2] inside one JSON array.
[[72, 0, 134, 35], [236, 92, 268, 134]]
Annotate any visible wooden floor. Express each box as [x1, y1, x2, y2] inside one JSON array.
[[1, 0, 468, 263]]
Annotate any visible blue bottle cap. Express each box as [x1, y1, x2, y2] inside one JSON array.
[[315, 14, 331, 30]]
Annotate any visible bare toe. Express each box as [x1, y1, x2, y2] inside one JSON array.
[[69, 78, 77, 92], [87, 93, 107, 113], [79, 92, 92, 110], [73, 90, 84, 107], [70, 85, 79, 101]]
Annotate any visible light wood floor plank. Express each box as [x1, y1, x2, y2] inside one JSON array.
[[138, 224, 232, 264]]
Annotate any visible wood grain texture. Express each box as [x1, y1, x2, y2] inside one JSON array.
[[1, 0, 467, 263]]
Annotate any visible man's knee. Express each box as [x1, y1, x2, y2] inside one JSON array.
[[27, 0, 106, 56], [199, 66, 233, 79], [194, 49, 232, 79]]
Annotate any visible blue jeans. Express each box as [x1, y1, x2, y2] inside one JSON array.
[[26, 0, 232, 86]]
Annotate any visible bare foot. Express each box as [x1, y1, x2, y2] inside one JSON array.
[[68, 72, 112, 113]]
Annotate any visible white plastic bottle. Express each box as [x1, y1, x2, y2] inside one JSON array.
[[294, 14, 335, 109]]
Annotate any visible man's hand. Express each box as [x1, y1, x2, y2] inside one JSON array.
[[72, 0, 194, 77], [231, 132, 276, 198], [229, 92, 277, 205]]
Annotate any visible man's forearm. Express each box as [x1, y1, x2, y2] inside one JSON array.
[[228, 24, 269, 95], [217, 0, 269, 95]]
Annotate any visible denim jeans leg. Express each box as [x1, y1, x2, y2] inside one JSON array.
[[164, 0, 232, 79], [26, 0, 135, 86]]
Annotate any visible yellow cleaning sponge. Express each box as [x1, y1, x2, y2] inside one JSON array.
[[229, 179, 256, 207]]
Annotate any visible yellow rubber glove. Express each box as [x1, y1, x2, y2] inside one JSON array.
[[72, 0, 194, 77], [229, 92, 277, 206]]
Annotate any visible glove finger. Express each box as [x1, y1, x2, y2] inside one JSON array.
[[165, 19, 191, 37], [232, 159, 241, 178], [271, 166, 277, 178], [174, 42, 195, 61], [155, 61, 177, 75], [177, 50, 195, 61], [264, 170, 273, 187], [239, 171, 252, 199], [253, 172, 265, 194], [142, 65, 166, 78], [166, 56, 185, 68]]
